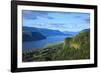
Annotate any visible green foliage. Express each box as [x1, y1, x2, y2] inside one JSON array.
[[22, 31, 90, 62]]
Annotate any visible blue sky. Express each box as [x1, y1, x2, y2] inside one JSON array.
[[22, 10, 90, 32]]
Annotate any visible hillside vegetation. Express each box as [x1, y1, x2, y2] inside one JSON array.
[[22, 31, 90, 62]]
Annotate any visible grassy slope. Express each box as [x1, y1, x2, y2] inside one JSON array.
[[53, 31, 90, 60], [22, 31, 90, 62]]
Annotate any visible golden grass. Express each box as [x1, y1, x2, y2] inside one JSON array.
[[70, 43, 80, 49]]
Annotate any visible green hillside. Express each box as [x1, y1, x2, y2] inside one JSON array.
[[22, 31, 90, 62], [53, 31, 90, 60]]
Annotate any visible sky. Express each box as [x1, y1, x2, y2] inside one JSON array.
[[22, 10, 90, 32]]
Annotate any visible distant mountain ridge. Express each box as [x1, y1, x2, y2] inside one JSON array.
[[22, 27, 87, 42], [23, 31, 46, 42], [81, 29, 90, 32], [62, 31, 78, 36], [23, 27, 66, 37]]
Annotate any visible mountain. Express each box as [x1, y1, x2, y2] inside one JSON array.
[[81, 29, 90, 32], [22, 29, 90, 61], [54, 29, 90, 60], [23, 31, 46, 42], [62, 31, 78, 36], [23, 27, 66, 37]]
